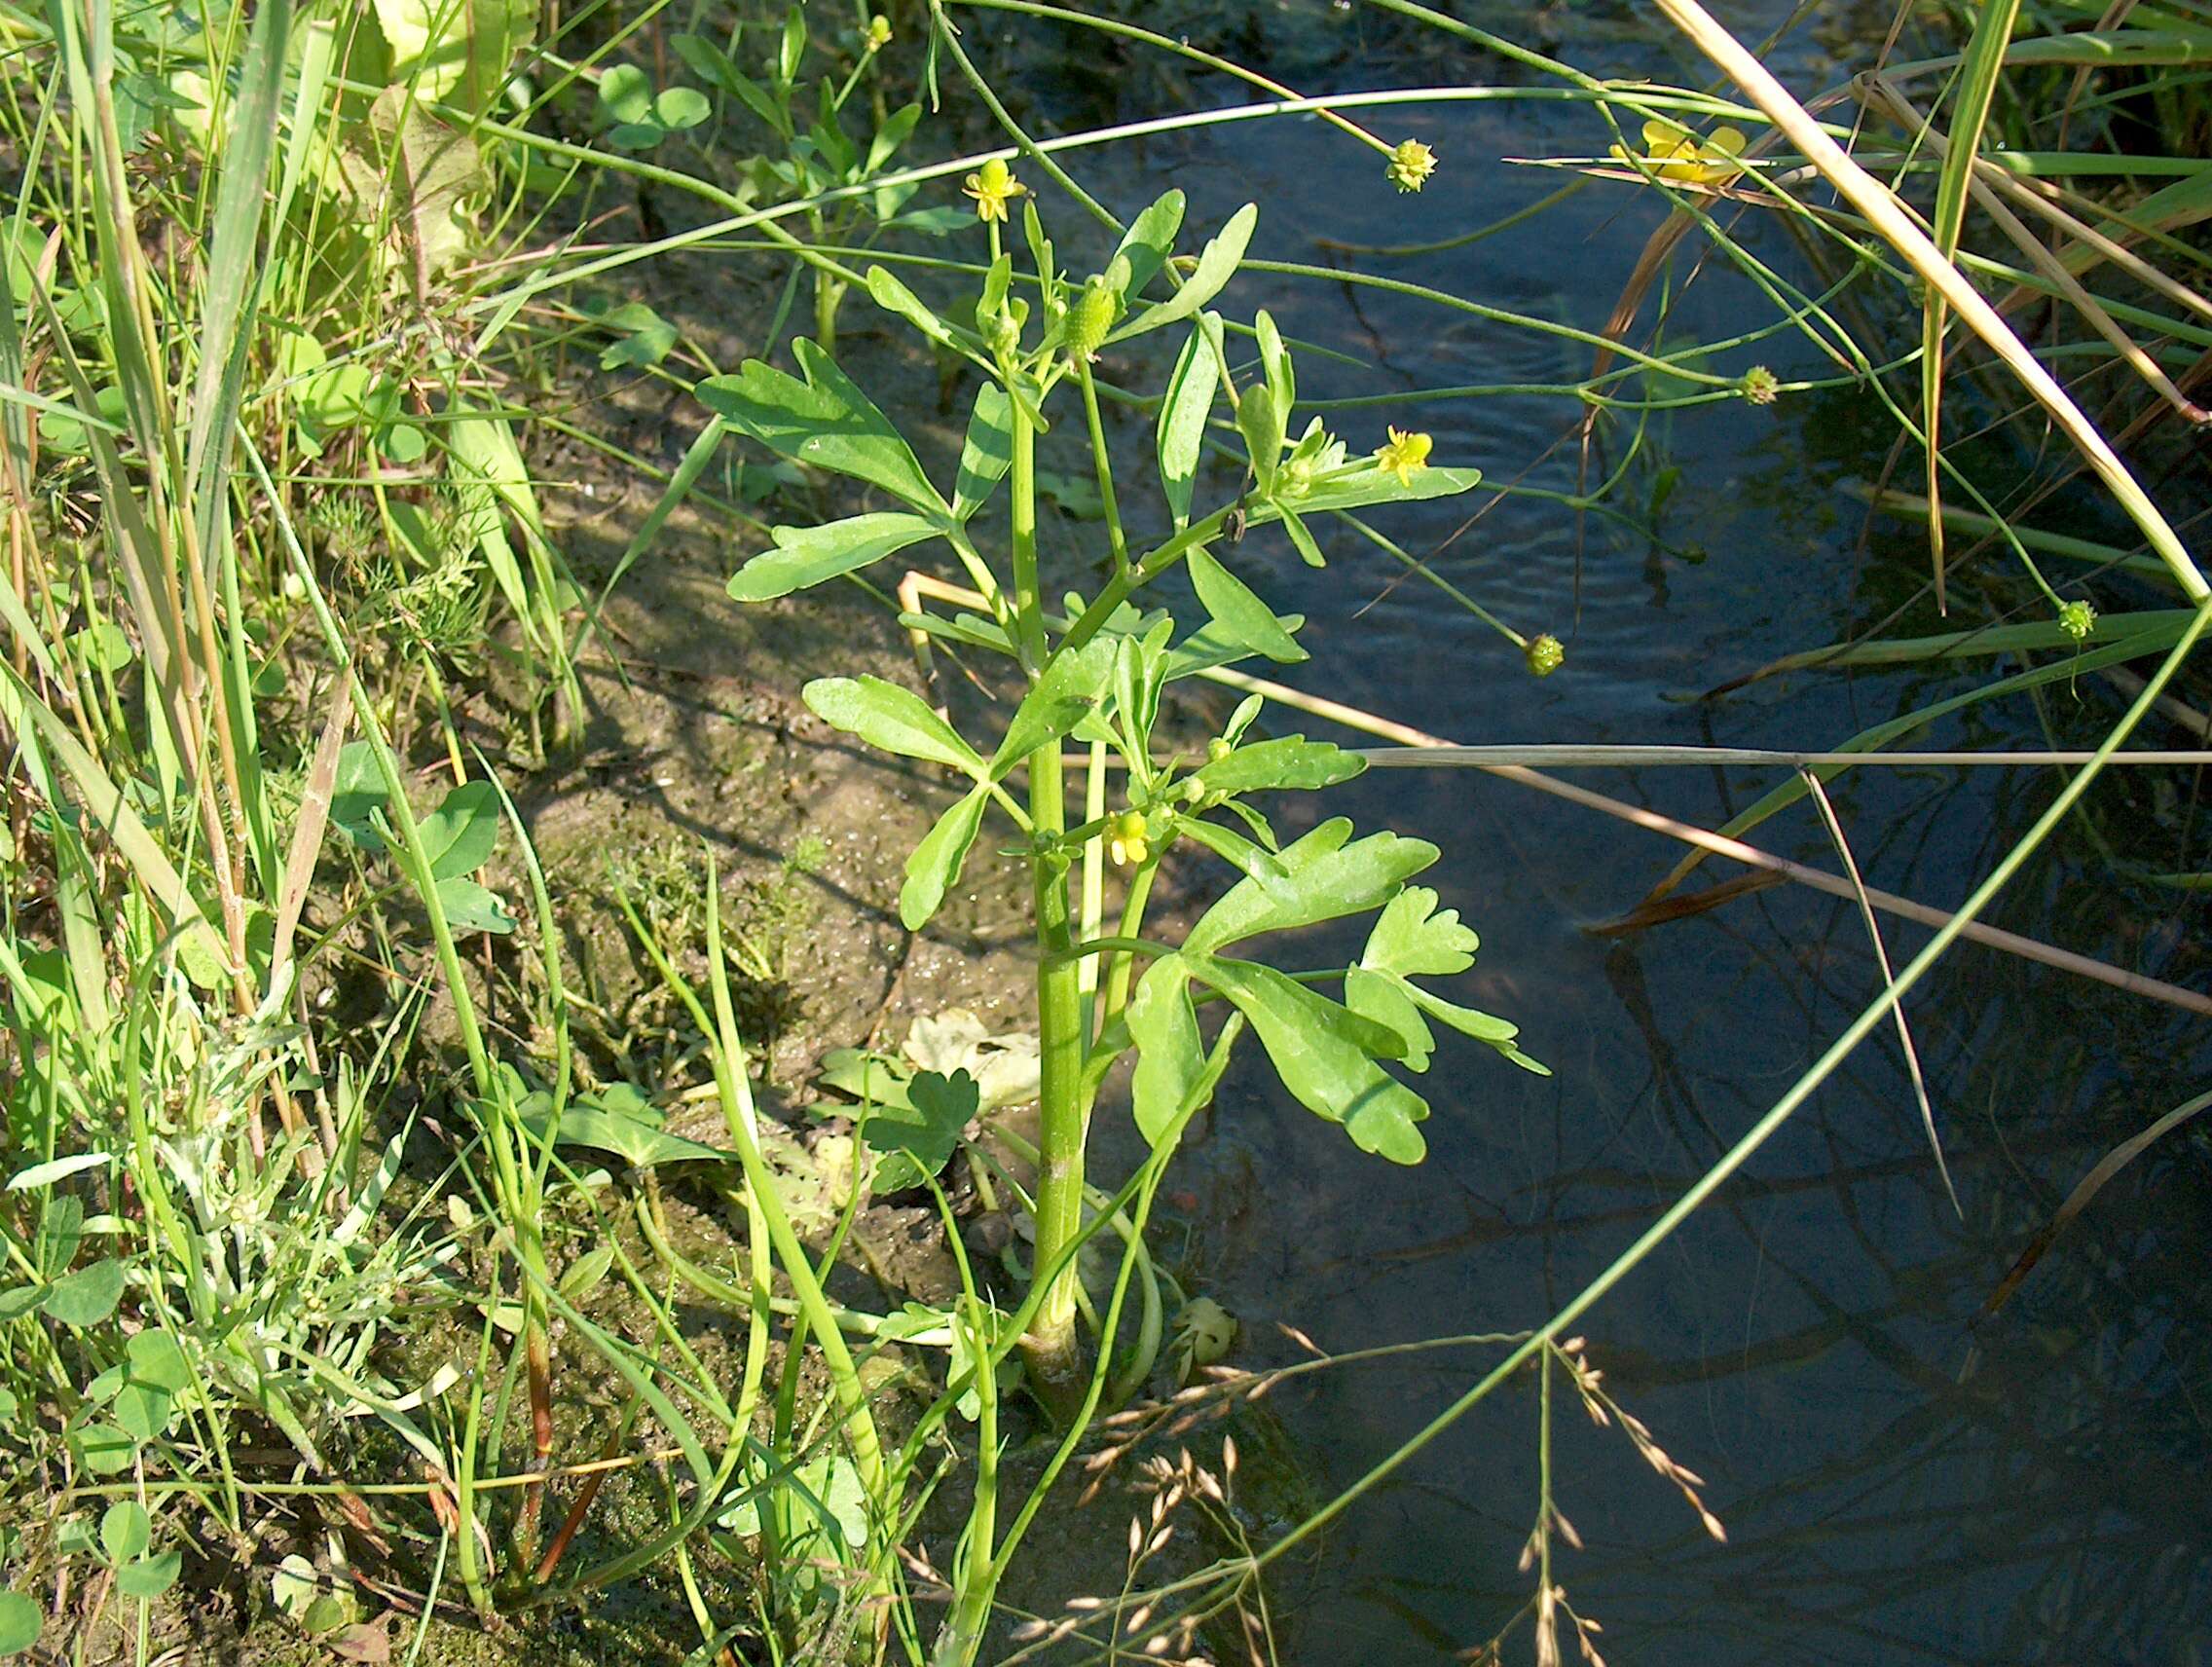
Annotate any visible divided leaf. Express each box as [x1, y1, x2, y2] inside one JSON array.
[[990, 639, 1113, 779], [698, 340, 945, 515], [1187, 545, 1305, 664], [860, 1068, 978, 1190], [1348, 888, 1546, 1075], [1194, 956, 1430, 1165], [1362, 886, 1477, 978], [1189, 736, 1364, 800], [1185, 819, 1433, 956]]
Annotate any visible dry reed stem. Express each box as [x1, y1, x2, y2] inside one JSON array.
[[1650, 0, 2211, 603], [902, 569, 2212, 1017]]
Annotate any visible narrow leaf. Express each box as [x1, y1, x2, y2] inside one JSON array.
[[952, 384, 1014, 522], [804, 676, 984, 774], [1117, 204, 1258, 340], [864, 264, 956, 349], [1113, 189, 1186, 304], [1265, 463, 1482, 518], [1127, 955, 1202, 1146], [1922, 0, 2024, 613], [1157, 316, 1221, 531], [900, 787, 987, 930], [728, 511, 942, 601]]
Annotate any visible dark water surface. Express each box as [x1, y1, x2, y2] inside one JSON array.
[[977, 4, 2212, 1662]]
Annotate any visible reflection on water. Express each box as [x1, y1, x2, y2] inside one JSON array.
[[981, 2, 2212, 1661]]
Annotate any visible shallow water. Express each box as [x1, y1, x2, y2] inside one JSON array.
[[978, 4, 2212, 1661]]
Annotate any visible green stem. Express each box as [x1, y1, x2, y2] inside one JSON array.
[[1076, 359, 1130, 576], [1100, 862, 1159, 1039], [1012, 404, 1089, 1419], [1059, 499, 1240, 660]]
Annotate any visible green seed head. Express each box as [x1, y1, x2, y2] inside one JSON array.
[[1386, 138, 1438, 194], [1525, 633, 1565, 678], [1741, 365, 1780, 406], [1068, 278, 1118, 361], [2057, 599, 2096, 642]]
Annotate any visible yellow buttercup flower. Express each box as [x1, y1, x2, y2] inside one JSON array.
[[1608, 119, 1747, 188], [963, 157, 1025, 223], [1108, 810, 1151, 868], [1375, 426, 1432, 486]]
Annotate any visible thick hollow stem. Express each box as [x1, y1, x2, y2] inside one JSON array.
[[1011, 408, 1090, 1419]]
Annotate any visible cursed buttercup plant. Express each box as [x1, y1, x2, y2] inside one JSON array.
[[704, 179, 1545, 1423]]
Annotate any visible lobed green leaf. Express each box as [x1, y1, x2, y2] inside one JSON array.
[[1187, 545, 1305, 664], [698, 340, 945, 515], [1195, 956, 1429, 1164], [1185, 818, 1432, 956]]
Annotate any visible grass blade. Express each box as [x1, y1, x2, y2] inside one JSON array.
[[1919, 0, 2023, 612], [1649, 0, 2210, 603], [185, 0, 297, 550]]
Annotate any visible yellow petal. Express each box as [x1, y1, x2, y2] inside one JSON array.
[[1641, 118, 1681, 150], [1707, 126, 1746, 157]]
